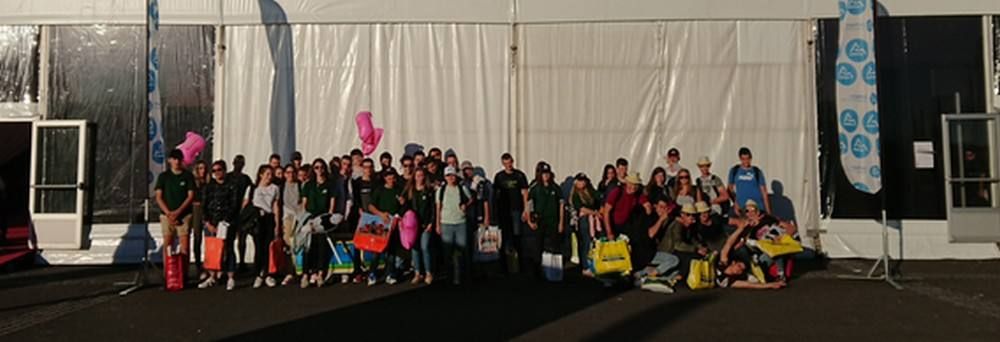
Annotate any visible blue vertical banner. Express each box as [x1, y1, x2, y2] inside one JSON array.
[[147, 0, 164, 195], [836, 0, 881, 194]]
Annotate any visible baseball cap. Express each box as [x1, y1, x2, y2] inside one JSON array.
[[461, 161, 473, 170], [444, 166, 458, 176], [667, 148, 680, 158]]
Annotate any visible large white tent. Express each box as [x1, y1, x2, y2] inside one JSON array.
[[1, 0, 999, 263]]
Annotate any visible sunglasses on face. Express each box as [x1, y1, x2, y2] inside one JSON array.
[[212, 168, 223, 172], [313, 166, 323, 170], [679, 176, 690, 180]]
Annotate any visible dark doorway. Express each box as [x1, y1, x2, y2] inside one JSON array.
[[0, 122, 32, 235]]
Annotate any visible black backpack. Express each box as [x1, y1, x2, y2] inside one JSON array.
[[438, 184, 470, 205]]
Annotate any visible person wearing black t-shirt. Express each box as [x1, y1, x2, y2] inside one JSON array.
[[228, 155, 254, 273], [492, 153, 529, 274]]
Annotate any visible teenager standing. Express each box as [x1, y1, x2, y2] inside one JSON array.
[[405, 168, 437, 284], [244, 165, 282, 288], [492, 153, 529, 275], [437, 166, 473, 285], [154, 150, 196, 266], [199, 160, 241, 290]]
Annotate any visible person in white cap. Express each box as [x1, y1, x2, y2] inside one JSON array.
[[437, 165, 474, 285], [695, 156, 731, 216], [664, 147, 685, 186]]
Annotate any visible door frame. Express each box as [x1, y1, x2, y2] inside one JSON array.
[[28, 119, 88, 249]]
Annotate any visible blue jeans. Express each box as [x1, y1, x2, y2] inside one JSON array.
[[441, 223, 468, 280], [370, 230, 405, 279], [411, 230, 434, 275], [635, 252, 680, 279], [758, 253, 786, 277], [574, 217, 593, 269]]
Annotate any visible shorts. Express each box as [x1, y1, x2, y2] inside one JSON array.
[[160, 214, 192, 236]]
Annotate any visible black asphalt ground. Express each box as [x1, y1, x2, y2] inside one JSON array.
[[1, 259, 998, 341]]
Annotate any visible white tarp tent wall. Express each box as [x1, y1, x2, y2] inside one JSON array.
[[1, 0, 999, 263]]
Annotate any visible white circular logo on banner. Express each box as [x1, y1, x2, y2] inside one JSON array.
[[851, 134, 872, 158], [863, 111, 879, 134], [840, 109, 859, 133], [836, 63, 857, 86], [846, 0, 867, 15], [846, 39, 869, 63]]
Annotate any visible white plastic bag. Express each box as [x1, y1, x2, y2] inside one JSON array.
[[542, 252, 563, 282]]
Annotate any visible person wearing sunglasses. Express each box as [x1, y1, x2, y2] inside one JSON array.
[[190, 160, 209, 277], [400, 155, 415, 182], [669, 168, 703, 208], [300, 159, 340, 288], [721, 200, 798, 282], [199, 160, 241, 290]]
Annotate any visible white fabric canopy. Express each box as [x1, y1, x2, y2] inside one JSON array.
[[219, 20, 820, 236], [517, 21, 818, 234]]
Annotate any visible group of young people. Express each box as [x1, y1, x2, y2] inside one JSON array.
[[153, 144, 799, 293]]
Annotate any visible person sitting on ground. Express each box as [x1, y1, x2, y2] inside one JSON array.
[[656, 203, 709, 282], [694, 201, 727, 251], [631, 198, 682, 294], [721, 199, 798, 282]]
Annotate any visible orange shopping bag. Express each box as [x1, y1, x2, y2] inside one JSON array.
[[268, 240, 287, 274], [204, 237, 224, 271]]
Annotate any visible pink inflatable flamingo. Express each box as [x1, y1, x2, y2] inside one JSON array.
[[400, 210, 419, 250], [355, 111, 383, 156], [175, 131, 206, 166]]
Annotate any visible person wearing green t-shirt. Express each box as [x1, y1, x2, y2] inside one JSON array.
[[299, 159, 337, 288], [367, 168, 406, 286], [526, 162, 564, 278], [155, 149, 196, 258]]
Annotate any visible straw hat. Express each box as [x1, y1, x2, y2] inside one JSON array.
[[681, 203, 698, 215], [624, 172, 642, 185], [696, 156, 712, 166], [744, 199, 759, 209], [695, 201, 711, 213]]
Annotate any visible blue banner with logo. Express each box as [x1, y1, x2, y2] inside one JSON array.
[[147, 0, 164, 196], [836, 0, 881, 194]]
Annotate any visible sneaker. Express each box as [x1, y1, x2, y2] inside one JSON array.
[[640, 279, 674, 294], [367, 274, 378, 286], [424, 274, 434, 285], [281, 275, 295, 286], [300, 275, 310, 289], [386, 276, 398, 285], [411, 274, 423, 285], [582, 269, 595, 278], [341, 275, 350, 284], [265, 276, 277, 288], [226, 278, 236, 291], [253, 277, 264, 289], [197, 277, 216, 289]]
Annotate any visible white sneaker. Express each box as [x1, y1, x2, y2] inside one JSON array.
[[640, 279, 674, 294], [265, 276, 277, 288], [197, 277, 216, 289], [385, 276, 398, 285], [341, 274, 350, 284], [253, 277, 264, 289], [226, 278, 236, 291], [300, 275, 310, 289]]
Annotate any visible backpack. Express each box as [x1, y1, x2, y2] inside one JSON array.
[[438, 184, 471, 206]]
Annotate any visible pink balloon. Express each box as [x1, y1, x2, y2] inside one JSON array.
[[400, 210, 419, 250], [175, 132, 206, 166], [355, 111, 382, 156]]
